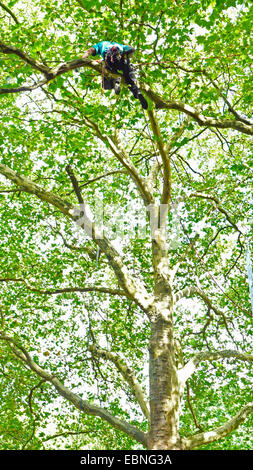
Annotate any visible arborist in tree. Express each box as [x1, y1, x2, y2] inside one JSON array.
[[82, 41, 148, 109]]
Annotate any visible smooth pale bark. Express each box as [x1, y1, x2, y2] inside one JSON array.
[[0, 163, 154, 314], [148, 311, 181, 449], [0, 277, 128, 298], [0, 46, 252, 446], [141, 83, 253, 136], [182, 402, 253, 449], [147, 228, 181, 450], [89, 345, 150, 422], [2, 161, 252, 449], [0, 332, 147, 446]]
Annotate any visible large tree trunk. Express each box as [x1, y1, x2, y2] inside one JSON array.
[[147, 224, 183, 449], [148, 306, 182, 450]]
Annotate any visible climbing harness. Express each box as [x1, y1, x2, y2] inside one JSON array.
[[104, 46, 121, 70], [100, 48, 148, 108]]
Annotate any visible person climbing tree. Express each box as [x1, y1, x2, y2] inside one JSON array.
[[82, 41, 148, 109]]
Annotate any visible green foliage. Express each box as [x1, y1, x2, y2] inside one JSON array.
[[0, 0, 252, 450]]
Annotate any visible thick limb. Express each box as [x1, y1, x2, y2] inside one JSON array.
[[81, 47, 96, 59], [0, 332, 148, 447]]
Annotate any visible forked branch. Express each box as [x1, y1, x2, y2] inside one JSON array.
[[1, 40, 252, 136], [0, 332, 148, 446], [182, 402, 253, 449], [0, 163, 154, 314], [178, 349, 253, 386], [89, 345, 150, 422]]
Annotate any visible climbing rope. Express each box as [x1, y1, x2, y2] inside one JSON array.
[[101, 63, 105, 94]]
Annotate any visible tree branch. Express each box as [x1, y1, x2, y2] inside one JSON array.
[[79, 170, 127, 189], [0, 41, 50, 75], [147, 108, 171, 205], [164, 61, 253, 126], [141, 84, 253, 136], [0, 2, 20, 24], [1, 40, 252, 136], [0, 277, 128, 298], [49, 228, 98, 260], [65, 164, 84, 206], [82, 116, 154, 207], [189, 192, 242, 233], [174, 285, 228, 322], [43, 428, 90, 443], [0, 44, 108, 95], [174, 285, 239, 340], [89, 345, 150, 422], [182, 402, 253, 449], [0, 332, 147, 446], [178, 349, 253, 386], [202, 71, 252, 126], [0, 163, 154, 313], [171, 234, 200, 280], [186, 381, 204, 432], [0, 77, 50, 95]]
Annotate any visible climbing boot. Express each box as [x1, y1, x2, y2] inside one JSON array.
[[113, 78, 121, 95], [137, 93, 148, 110]]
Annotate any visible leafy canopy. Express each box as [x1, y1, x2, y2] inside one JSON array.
[[0, 0, 252, 450]]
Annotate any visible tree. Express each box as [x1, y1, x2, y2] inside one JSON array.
[[0, 0, 252, 450]]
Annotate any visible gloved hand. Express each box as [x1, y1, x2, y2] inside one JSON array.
[[125, 47, 136, 55]]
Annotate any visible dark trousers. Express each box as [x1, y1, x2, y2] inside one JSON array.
[[104, 61, 139, 98]]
